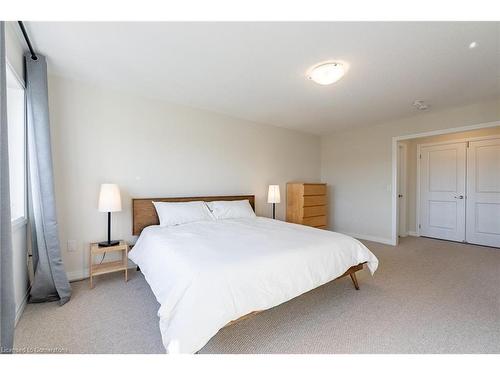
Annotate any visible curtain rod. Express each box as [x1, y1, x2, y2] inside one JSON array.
[[17, 21, 38, 61]]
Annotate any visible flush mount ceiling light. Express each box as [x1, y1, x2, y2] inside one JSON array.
[[307, 62, 346, 85]]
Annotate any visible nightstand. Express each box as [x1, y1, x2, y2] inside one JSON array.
[[89, 240, 129, 288]]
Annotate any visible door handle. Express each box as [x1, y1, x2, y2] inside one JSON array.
[[454, 195, 464, 199]]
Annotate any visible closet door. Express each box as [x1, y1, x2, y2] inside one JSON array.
[[420, 142, 467, 242], [466, 138, 500, 247]]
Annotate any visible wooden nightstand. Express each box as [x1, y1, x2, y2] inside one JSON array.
[[89, 240, 129, 288]]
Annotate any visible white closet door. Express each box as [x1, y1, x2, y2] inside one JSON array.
[[466, 138, 500, 247], [420, 142, 467, 242]]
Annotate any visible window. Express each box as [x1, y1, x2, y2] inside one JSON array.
[[6, 64, 26, 223]]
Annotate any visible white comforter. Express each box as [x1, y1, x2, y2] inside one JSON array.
[[128, 217, 378, 353]]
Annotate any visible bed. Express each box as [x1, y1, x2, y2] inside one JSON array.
[[128, 195, 379, 353]]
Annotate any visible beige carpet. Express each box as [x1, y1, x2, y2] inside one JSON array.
[[13, 237, 500, 354]]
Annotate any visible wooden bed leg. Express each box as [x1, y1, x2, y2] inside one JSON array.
[[349, 272, 360, 290]]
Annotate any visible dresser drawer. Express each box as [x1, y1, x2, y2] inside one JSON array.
[[303, 205, 327, 218], [302, 215, 327, 227], [303, 195, 327, 207], [303, 184, 326, 196]]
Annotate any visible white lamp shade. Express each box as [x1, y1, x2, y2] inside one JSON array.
[[267, 185, 281, 204], [98, 184, 122, 212]]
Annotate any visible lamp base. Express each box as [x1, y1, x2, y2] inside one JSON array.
[[98, 240, 120, 248]]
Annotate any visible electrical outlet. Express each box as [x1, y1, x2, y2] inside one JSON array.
[[67, 240, 77, 252]]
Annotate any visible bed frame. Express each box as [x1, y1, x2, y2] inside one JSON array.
[[131, 194, 366, 328]]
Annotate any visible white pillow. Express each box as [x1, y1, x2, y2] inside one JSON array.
[[207, 200, 256, 220], [152, 201, 214, 227]]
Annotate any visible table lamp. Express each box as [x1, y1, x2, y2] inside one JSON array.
[[267, 185, 280, 219], [98, 183, 122, 247]]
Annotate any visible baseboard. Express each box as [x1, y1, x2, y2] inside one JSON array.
[[342, 232, 395, 246], [15, 287, 31, 327], [408, 231, 419, 237], [67, 269, 89, 282]]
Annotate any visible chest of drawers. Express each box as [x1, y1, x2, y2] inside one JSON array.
[[286, 183, 328, 229]]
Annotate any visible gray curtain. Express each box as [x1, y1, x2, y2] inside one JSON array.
[[26, 53, 71, 305], [0, 21, 16, 353]]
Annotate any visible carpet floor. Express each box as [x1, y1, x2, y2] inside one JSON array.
[[13, 236, 500, 354]]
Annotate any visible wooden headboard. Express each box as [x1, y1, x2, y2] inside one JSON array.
[[132, 195, 255, 235]]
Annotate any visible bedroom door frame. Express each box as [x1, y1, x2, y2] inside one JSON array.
[[391, 120, 500, 246], [397, 143, 408, 237]]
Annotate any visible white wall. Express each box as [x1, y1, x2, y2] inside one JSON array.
[[11, 225, 28, 324], [5, 21, 30, 323], [48, 75, 321, 279], [320, 97, 500, 244]]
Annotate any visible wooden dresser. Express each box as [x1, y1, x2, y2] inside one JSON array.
[[286, 183, 327, 229]]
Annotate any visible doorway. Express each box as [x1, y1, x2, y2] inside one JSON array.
[[397, 143, 407, 237], [418, 136, 500, 247], [392, 121, 500, 247]]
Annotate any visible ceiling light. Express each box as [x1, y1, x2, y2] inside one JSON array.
[[469, 41, 478, 49], [307, 62, 346, 85]]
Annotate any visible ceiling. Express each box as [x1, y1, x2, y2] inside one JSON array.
[[24, 22, 500, 135]]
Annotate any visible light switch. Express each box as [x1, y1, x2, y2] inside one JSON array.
[[67, 240, 77, 252]]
